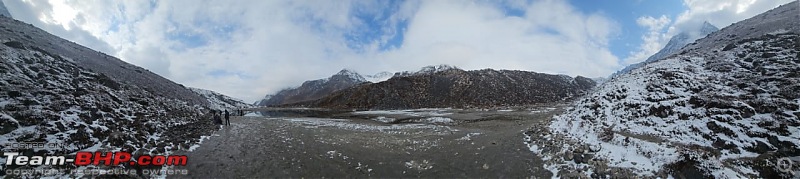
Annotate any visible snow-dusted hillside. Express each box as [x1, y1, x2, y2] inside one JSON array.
[[364, 71, 392, 83], [188, 87, 254, 110], [0, 18, 208, 106], [0, 18, 221, 177], [0, 39, 219, 174], [527, 2, 800, 178], [392, 64, 460, 77]]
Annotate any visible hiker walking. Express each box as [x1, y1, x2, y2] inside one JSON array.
[[224, 110, 230, 126]]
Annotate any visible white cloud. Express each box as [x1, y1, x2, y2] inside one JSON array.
[[636, 15, 670, 32], [674, 0, 796, 31], [624, 0, 795, 66], [624, 15, 671, 65], [7, 0, 622, 103]]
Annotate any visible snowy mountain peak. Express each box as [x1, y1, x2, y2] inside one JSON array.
[[257, 69, 369, 106], [0, 1, 11, 18], [613, 21, 719, 77], [418, 64, 460, 74], [393, 64, 462, 77], [332, 68, 367, 82], [364, 71, 393, 82], [699, 21, 719, 35]]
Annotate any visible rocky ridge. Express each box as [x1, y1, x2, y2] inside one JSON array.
[[257, 69, 369, 106], [305, 67, 596, 110]]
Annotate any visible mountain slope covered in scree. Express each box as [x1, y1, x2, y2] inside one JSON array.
[[526, 1, 799, 178], [0, 18, 232, 177], [0, 18, 208, 106]]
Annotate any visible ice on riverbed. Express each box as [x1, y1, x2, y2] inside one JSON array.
[[284, 118, 455, 135], [456, 132, 481, 141], [188, 135, 212, 152], [352, 108, 453, 117], [370, 116, 397, 123], [244, 112, 262, 117], [416, 117, 455, 125]]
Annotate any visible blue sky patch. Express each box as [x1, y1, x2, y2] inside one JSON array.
[[570, 0, 684, 58]]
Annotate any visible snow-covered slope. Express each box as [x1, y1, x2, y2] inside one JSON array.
[[649, 21, 719, 63], [0, 18, 208, 106], [0, 0, 11, 18], [364, 71, 392, 83], [527, 2, 800, 178], [188, 87, 254, 110], [0, 17, 221, 177], [393, 64, 460, 77]]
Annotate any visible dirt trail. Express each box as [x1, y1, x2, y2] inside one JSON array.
[[172, 109, 560, 178]]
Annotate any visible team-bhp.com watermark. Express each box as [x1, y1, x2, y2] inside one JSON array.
[[4, 167, 189, 176], [2, 142, 190, 177]]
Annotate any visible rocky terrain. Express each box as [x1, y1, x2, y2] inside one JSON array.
[[304, 66, 595, 110], [257, 69, 369, 106], [526, 1, 800, 178], [0, 16, 247, 177]]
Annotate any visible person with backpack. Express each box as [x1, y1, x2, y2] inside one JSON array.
[[224, 110, 230, 126]]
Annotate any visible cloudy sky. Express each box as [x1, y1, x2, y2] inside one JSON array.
[[2, 0, 796, 102]]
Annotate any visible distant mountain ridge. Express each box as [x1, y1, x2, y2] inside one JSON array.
[[300, 67, 596, 110], [392, 64, 460, 77], [257, 69, 368, 106]]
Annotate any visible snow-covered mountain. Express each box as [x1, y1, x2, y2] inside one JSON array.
[[0, 17, 225, 177], [364, 71, 393, 83], [614, 22, 719, 77], [0, 0, 11, 18], [257, 69, 369, 106], [306, 66, 596, 110], [393, 64, 460, 77], [527, 1, 799, 178], [188, 87, 254, 110]]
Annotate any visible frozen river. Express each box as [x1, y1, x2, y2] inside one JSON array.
[[172, 107, 562, 178]]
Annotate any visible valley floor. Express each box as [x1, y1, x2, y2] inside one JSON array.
[[171, 107, 562, 178]]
